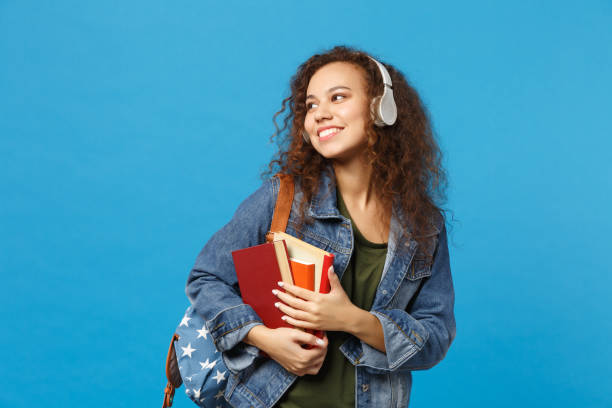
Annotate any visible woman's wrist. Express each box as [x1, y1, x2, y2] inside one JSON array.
[[345, 306, 386, 352], [243, 324, 271, 352], [344, 305, 370, 336]]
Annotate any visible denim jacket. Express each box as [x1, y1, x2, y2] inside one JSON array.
[[186, 168, 456, 408]]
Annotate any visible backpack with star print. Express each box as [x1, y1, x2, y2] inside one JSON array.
[[169, 306, 232, 407], [162, 174, 294, 408]]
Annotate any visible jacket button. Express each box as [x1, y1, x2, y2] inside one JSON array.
[[382, 290, 387, 295], [362, 384, 369, 392]]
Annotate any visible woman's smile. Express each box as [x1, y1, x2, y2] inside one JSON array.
[[318, 126, 344, 141], [304, 61, 370, 161]]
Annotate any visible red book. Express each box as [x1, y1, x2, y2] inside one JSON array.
[[231, 240, 293, 329]]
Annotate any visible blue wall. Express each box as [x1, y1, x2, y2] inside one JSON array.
[[1, 1, 610, 406]]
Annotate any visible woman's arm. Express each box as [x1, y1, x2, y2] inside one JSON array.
[[185, 178, 278, 373], [351, 223, 456, 371], [186, 177, 330, 376], [275, 222, 456, 371]]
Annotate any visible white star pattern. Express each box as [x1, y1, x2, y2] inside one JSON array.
[[196, 325, 209, 339], [212, 369, 226, 384], [199, 358, 217, 370], [181, 343, 196, 358], [175, 307, 231, 406], [180, 315, 191, 327]]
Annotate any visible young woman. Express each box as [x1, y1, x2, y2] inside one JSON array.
[[186, 46, 456, 408]]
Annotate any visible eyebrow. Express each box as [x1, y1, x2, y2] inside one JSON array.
[[306, 86, 351, 100]]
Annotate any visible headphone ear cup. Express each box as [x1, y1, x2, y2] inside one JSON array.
[[379, 90, 398, 125]]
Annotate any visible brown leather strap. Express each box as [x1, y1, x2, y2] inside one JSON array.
[[162, 382, 175, 408], [163, 333, 181, 408], [266, 173, 294, 242]]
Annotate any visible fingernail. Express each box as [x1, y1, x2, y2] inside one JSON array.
[[316, 338, 324, 345], [274, 302, 280, 308], [272, 289, 279, 295], [281, 315, 287, 321], [278, 281, 284, 287]]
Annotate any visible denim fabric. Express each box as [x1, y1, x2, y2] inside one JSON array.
[[186, 167, 456, 408]]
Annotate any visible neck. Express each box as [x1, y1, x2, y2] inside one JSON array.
[[332, 154, 374, 210]]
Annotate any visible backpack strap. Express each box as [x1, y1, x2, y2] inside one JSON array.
[[266, 173, 294, 242], [162, 333, 181, 408]]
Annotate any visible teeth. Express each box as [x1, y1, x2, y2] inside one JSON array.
[[319, 127, 341, 137]]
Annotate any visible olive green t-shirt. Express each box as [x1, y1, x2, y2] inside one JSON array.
[[277, 190, 387, 408]]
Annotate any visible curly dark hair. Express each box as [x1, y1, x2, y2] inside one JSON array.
[[265, 45, 447, 247]]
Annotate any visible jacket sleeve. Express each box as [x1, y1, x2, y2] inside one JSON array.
[[185, 177, 278, 374], [352, 223, 456, 372]]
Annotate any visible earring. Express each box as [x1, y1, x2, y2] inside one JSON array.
[[302, 129, 310, 143]]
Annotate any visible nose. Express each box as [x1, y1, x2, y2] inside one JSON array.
[[314, 102, 332, 122]]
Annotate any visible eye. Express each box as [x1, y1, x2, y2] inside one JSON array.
[[331, 93, 346, 102], [306, 101, 318, 110]]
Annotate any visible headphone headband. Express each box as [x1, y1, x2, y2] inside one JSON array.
[[368, 56, 393, 88]]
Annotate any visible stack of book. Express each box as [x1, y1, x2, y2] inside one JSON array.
[[231, 232, 334, 330]]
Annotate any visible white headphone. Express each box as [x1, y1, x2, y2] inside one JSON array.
[[368, 56, 398, 127], [302, 55, 398, 142]]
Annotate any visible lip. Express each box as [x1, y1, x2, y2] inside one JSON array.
[[318, 128, 343, 142], [317, 125, 344, 136]]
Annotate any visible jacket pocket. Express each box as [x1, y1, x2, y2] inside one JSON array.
[[406, 255, 433, 280], [406, 233, 438, 281], [387, 259, 432, 310]]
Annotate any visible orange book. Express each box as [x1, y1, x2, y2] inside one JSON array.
[[289, 258, 315, 291], [271, 232, 335, 340], [271, 231, 334, 294]]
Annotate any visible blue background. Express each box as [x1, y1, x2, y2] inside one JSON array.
[[1, 1, 610, 407]]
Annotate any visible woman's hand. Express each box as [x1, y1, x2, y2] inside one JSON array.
[[273, 266, 357, 332], [273, 266, 387, 353], [244, 325, 328, 377]]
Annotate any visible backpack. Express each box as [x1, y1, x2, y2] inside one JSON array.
[[162, 174, 294, 408]]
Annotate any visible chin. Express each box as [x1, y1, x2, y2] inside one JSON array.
[[313, 145, 343, 160], [313, 142, 367, 162]]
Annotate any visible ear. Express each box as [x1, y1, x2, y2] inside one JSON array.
[[370, 96, 382, 125]]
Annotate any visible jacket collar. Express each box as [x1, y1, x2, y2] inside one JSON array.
[[307, 165, 343, 220], [306, 164, 418, 234], [304, 163, 440, 244]]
